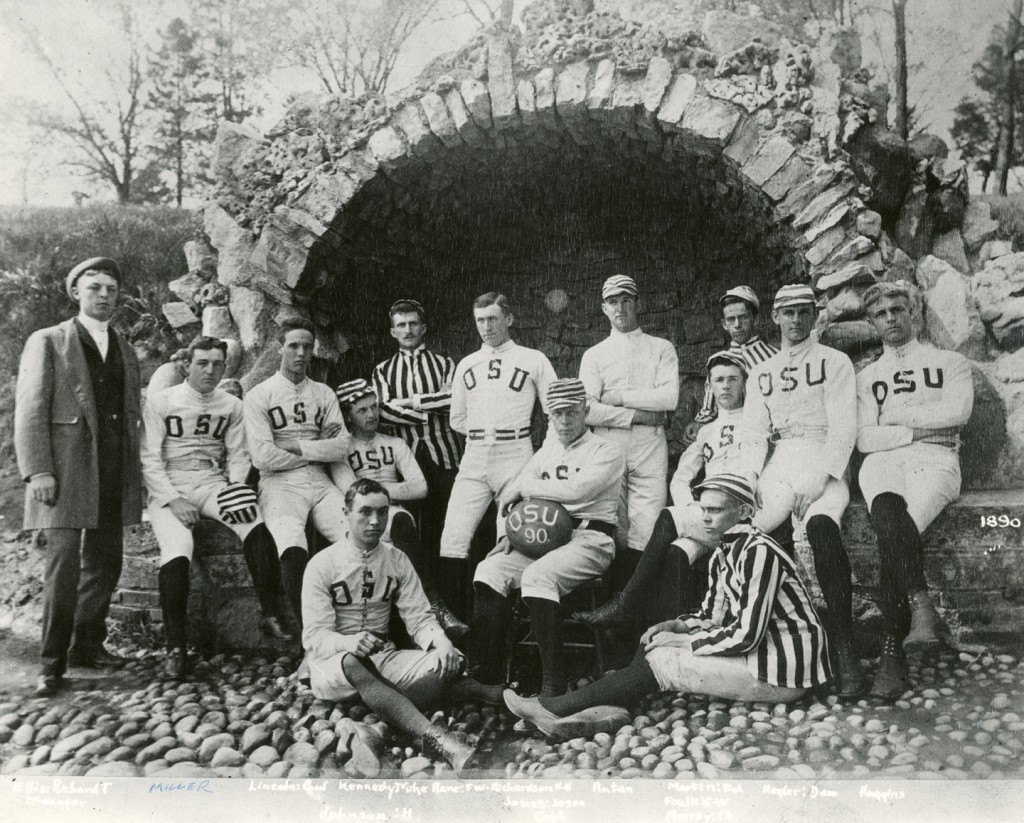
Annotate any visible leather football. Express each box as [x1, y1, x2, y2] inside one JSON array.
[[504, 498, 573, 559]]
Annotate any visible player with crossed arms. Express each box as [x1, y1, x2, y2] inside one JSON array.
[[329, 378, 468, 639], [244, 319, 350, 632], [142, 337, 290, 679], [856, 281, 974, 698], [439, 293, 556, 571]]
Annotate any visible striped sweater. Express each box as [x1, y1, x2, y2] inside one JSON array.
[[680, 523, 831, 689]]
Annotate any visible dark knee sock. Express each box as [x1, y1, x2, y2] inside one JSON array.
[[619, 510, 678, 618], [611, 548, 643, 594], [280, 546, 308, 629], [659, 549, 691, 623], [525, 596, 565, 697], [471, 583, 509, 683], [806, 514, 853, 639], [242, 524, 280, 617], [870, 493, 922, 637], [540, 654, 658, 717], [158, 557, 190, 651], [340, 654, 432, 738], [770, 517, 795, 557], [391, 512, 440, 602]]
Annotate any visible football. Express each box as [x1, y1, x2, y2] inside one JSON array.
[[505, 498, 573, 559]]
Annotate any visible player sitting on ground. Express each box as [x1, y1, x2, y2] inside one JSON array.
[[329, 379, 468, 639], [574, 351, 751, 631], [683, 286, 777, 447], [856, 281, 974, 698], [504, 474, 831, 739], [244, 319, 350, 631], [469, 378, 625, 697], [741, 283, 862, 696], [302, 478, 495, 776], [142, 337, 290, 679]]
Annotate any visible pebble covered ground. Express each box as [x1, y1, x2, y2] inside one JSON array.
[[0, 647, 1022, 781]]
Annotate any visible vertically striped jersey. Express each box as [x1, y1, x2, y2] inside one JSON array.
[[243, 372, 349, 474], [681, 523, 831, 689], [141, 383, 248, 507], [450, 341, 557, 438], [373, 345, 463, 470]]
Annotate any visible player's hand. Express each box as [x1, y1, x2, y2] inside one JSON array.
[[640, 619, 685, 648], [498, 493, 523, 518], [682, 421, 702, 446], [645, 631, 693, 653], [391, 396, 415, 409], [352, 631, 384, 657], [601, 390, 623, 406], [430, 639, 463, 680], [321, 423, 344, 439], [277, 439, 302, 455], [486, 536, 513, 558], [29, 473, 58, 506], [793, 471, 829, 520], [633, 410, 663, 427], [168, 498, 201, 527]]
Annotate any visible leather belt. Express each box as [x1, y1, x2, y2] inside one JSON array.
[[467, 426, 531, 442], [571, 518, 616, 537], [770, 425, 827, 444]]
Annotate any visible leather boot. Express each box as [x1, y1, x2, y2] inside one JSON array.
[[571, 593, 632, 629], [431, 599, 470, 640], [831, 635, 865, 698], [904, 590, 944, 654], [421, 725, 478, 777], [870, 635, 909, 700]]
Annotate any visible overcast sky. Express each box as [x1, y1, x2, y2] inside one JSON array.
[[0, 0, 1013, 206]]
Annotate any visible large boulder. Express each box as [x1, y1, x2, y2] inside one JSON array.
[[917, 255, 986, 358], [848, 124, 914, 222], [972, 252, 1024, 349]]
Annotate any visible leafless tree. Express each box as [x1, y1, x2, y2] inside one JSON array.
[[281, 0, 443, 97], [6, 3, 151, 203], [995, 0, 1023, 195]]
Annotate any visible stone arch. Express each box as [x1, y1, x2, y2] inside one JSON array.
[[206, 40, 875, 447]]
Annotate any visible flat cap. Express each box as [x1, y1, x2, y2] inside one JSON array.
[[547, 378, 587, 410], [693, 473, 757, 509], [601, 275, 638, 300], [66, 257, 120, 299], [773, 283, 816, 310], [336, 378, 376, 407]]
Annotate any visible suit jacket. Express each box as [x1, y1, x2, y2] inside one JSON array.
[[15, 318, 143, 529]]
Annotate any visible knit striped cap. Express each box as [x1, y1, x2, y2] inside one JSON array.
[[773, 283, 816, 310], [336, 378, 376, 406], [693, 473, 757, 509], [547, 378, 587, 410], [217, 483, 259, 524], [602, 275, 638, 300], [706, 350, 748, 376]]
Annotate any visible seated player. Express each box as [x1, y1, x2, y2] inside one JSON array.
[[683, 286, 777, 446], [302, 478, 486, 775], [856, 281, 974, 698], [470, 378, 625, 696], [574, 351, 751, 630], [504, 474, 831, 738], [741, 284, 862, 696], [244, 319, 350, 630], [329, 379, 468, 639], [142, 337, 290, 679]]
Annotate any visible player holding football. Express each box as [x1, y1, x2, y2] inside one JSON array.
[[470, 379, 625, 696]]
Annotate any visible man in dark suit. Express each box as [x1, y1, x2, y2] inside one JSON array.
[[15, 257, 143, 697]]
